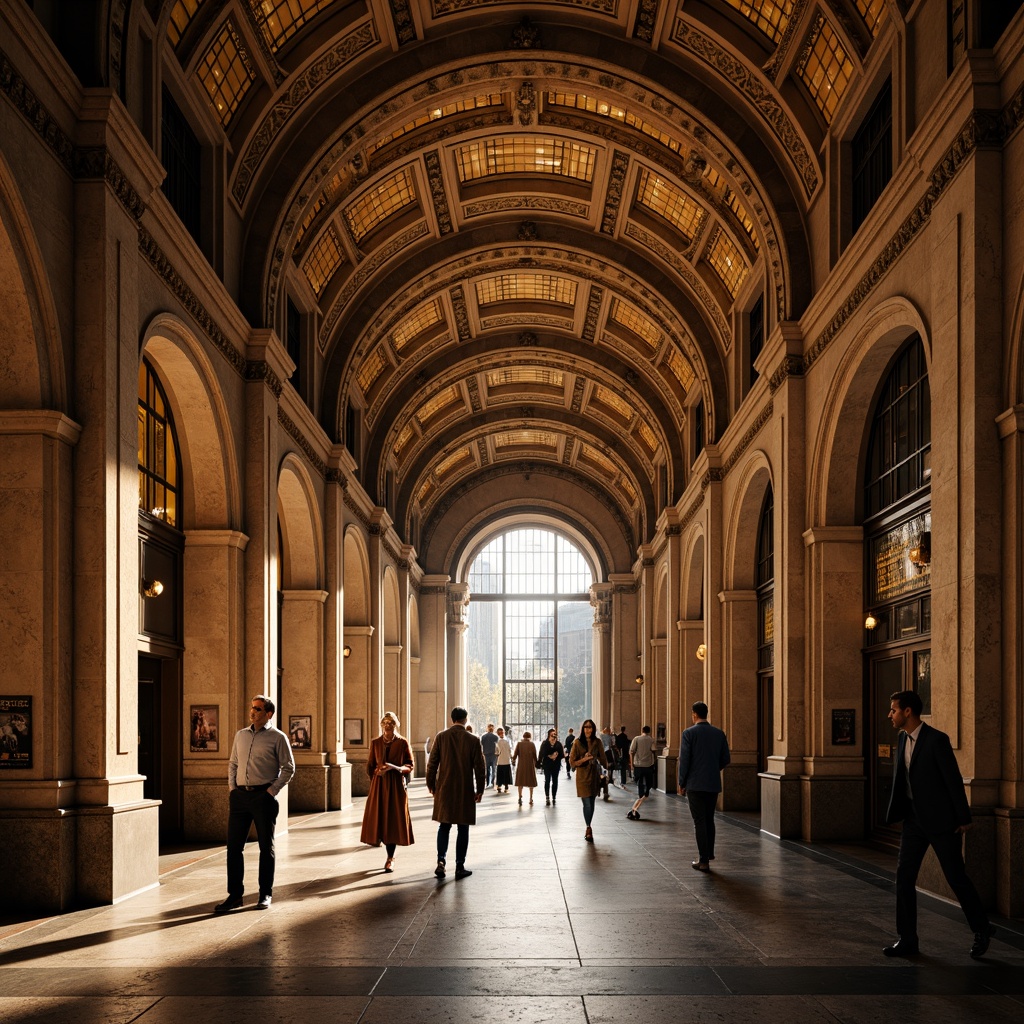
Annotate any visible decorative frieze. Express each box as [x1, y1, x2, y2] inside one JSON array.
[[768, 355, 804, 394], [389, 0, 418, 45], [278, 406, 326, 476], [74, 147, 146, 222], [423, 149, 453, 234], [451, 284, 471, 343], [582, 285, 603, 343], [600, 150, 630, 234], [245, 360, 284, 398], [463, 196, 588, 218], [721, 401, 773, 475], [633, 0, 659, 43], [0, 46, 75, 173]]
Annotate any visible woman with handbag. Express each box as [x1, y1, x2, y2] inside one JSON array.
[[537, 728, 564, 805], [360, 711, 414, 872], [569, 719, 607, 842]]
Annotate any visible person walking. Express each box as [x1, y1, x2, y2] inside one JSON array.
[[214, 695, 295, 913], [537, 728, 565, 805], [615, 725, 631, 786], [882, 689, 994, 959], [627, 724, 656, 820], [513, 731, 538, 805], [360, 711, 414, 872], [426, 706, 485, 879], [480, 723, 499, 789], [677, 701, 730, 872], [495, 726, 513, 793], [569, 719, 607, 842], [563, 729, 576, 778]]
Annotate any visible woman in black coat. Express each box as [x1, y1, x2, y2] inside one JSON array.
[[537, 728, 565, 806]]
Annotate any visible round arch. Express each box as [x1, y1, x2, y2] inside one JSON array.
[[277, 454, 323, 590], [682, 527, 706, 622], [343, 525, 371, 626], [725, 452, 774, 591]]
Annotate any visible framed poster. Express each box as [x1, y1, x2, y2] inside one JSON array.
[[832, 708, 855, 746], [344, 718, 363, 745], [289, 715, 312, 749], [656, 721, 666, 746], [190, 705, 219, 752], [0, 696, 32, 769]]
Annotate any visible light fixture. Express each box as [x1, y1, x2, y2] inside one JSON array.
[[696, 643, 707, 661], [864, 612, 878, 631], [142, 578, 164, 598], [635, 674, 644, 686], [908, 531, 931, 572], [343, 644, 352, 658]]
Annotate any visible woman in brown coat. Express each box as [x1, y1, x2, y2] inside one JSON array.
[[569, 718, 607, 842], [512, 731, 538, 805], [360, 711, 414, 871]]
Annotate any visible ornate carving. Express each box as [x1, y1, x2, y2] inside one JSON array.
[[517, 221, 538, 241], [571, 377, 586, 412], [519, 332, 539, 347], [768, 354, 804, 393], [476, 437, 489, 465], [0, 47, 75, 172], [633, 0, 659, 43], [466, 374, 482, 412], [423, 149, 453, 234], [721, 402, 773, 475], [137, 227, 247, 376], [232, 21, 378, 205], [451, 284, 471, 343], [463, 196, 588, 218], [672, 19, 819, 198], [278, 406, 326, 476], [516, 81, 537, 126], [245, 360, 284, 398], [509, 16, 542, 50], [74, 147, 146, 221], [600, 149, 630, 234], [389, 0, 418, 45], [582, 285, 603, 343], [763, 0, 811, 80]]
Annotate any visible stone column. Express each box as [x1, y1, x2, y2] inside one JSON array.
[[590, 582, 612, 727], [342, 624, 374, 797], [416, 575, 450, 773], [447, 582, 470, 709], [0, 412, 80, 911], [281, 589, 329, 811], [800, 527, 866, 839], [181, 529, 248, 840]]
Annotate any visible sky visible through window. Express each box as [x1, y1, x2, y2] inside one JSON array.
[[466, 529, 593, 743]]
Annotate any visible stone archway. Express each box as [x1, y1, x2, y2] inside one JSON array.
[[343, 526, 373, 794]]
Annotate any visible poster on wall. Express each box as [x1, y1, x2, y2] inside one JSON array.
[[190, 705, 219, 752], [832, 708, 856, 746], [344, 718, 363, 745], [289, 715, 312, 749], [0, 696, 32, 769]]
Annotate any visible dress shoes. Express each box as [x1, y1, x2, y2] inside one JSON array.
[[691, 860, 710, 872], [434, 859, 446, 878], [454, 867, 472, 879], [970, 925, 995, 959], [882, 939, 919, 958], [214, 896, 244, 914], [255, 894, 272, 910]]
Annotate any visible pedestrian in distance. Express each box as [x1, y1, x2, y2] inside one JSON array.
[[563, 728, 575, 778], [495, 726, 513, 792], [627, 725, 656, 820], [480, 723, 499, 789], [537, 728, 565, 805], [513, 730, 538, 805]]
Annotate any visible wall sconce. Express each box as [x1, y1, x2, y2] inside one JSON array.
[[908, 531, 931, 572], [635, 673, 644, 686], [695, 643, 707, 661], [141, 578, 164, 598], [343, 645, 352, 658], [864, 612, 878, 631]]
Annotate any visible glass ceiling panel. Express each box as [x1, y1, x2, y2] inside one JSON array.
[[373, 95, 506, 152], [720, 0, 795, 45], [356, 346, 388, 394], [296, 171, 343, 247], [455, 137, 597, 183], [665, 348, 696, 393], [476, 273, 577, 306], [581, 444, 616, 476], [610, 297, 662, 350], [707, 228, 749, 297], [495, 429, 558, 449], [546, 92, 684, 154], [436, 447, 473, 476], [392, 299, 444, 351], [856, 0, 887, 37], [197, 22, 255, 127], [393, 422, 414, 459], [302, 225, 344, 296], [637, 419, 658, 453], [703, 166, 759, 251], [798, 15, 855, 124], [416, 385, 460, 425], [253, 0, 333, 52], [167, 0, 203, 47], [636, 168, 705, 242], [345, 168, 417, 242], [486, 367, 565, 388], [593, 384, 633, 420]]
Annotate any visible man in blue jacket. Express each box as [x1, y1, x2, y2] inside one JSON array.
[[677, 701, 730, 872]]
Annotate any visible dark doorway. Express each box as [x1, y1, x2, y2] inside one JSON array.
[[138, 654, 183, 840]]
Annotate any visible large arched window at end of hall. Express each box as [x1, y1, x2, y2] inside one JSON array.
[[756, 489, 774, 774], [862, 334, 931, 838], [138, 358, 181, 528], [466, 528, 594, 740]]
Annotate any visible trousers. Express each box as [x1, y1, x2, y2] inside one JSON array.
[[226, 786, 280, 897]]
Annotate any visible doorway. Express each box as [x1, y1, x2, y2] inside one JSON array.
[[138, 653, 183, 840]]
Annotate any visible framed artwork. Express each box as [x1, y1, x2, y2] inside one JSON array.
[[0, 695, 32, 770], [344, 718, 363, 745], [190, 705, 219, 752], [656, 721, 666, 746], [289, 715, 312, 749], [832, 708, 855, 745]]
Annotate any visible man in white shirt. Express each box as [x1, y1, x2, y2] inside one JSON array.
[[214, 694, 295, 913]]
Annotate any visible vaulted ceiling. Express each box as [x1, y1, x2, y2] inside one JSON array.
[[154, 0, 888, 566]]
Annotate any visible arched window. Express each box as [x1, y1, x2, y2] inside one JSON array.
[[138, 359, 181, 528], [466, 528, 594, 738], [756, 490, 774, 672]]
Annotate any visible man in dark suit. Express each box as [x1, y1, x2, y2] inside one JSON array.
[[883, 689, 994, 958], [426, 706, 485, 880], [677, 701, 731, 872]]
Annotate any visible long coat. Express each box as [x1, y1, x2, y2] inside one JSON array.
[[427, 723, 485, 825], [569, 736, 607, 797], [360, 734, 414, 847], [513, 738, 538, 787]]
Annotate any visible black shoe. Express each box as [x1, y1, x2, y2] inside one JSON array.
[[882, 939, 919, 958], [455, 867, 472, 879], [970, 925, 995, 959], [626, 810, 636, 820], [255, 894, 272, 910], [214, 896, 243, 914], [434, 860, 446, 878], [691, 860, 710, 872]]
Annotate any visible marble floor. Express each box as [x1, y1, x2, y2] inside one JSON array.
[[2, 779, 1022, 1024]]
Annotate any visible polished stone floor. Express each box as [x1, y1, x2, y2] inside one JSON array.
[[2, 779, 1023, 1023]]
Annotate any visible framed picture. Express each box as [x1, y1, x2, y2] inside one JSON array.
[[656, 721, 666, 746], [344, 717, 363, 745], [0, 695, 32, 770], [289, 715, 312, 749], [832, 708, 855, 746], [190, 704, 219, 752]]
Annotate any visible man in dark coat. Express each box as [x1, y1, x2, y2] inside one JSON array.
[[426, 706, 485, 879], [677, 701, 730, 872], [883, 689, 994, 959]]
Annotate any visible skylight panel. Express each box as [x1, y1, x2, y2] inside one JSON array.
[[373, 95, 506, 152], [392, 299, 444, 352], [546, 92, 684, 154], [455, 137, 596, 183], [476, 273, 577, 306], [167, 0, 203, 47], [797, 15, 855, 124], [344, 168, 417, 242], [665, 348, 696, 393], [356, 346, 388, 394], [636, 168, 705, 242], [253, 0, 333, 53], [594, 384, 633, 420], [495, 429, 557, 449], [706, 228, 749, 297], [417, 386, 460, 425], [436, 447, 473, 476], [486, 368, 565, 388], [197, 22, 255, 127], [856, 0, 887, 37], [302, 225, 344, 296], [610, 297, 662, 351], [720, 0, 795, 45]]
